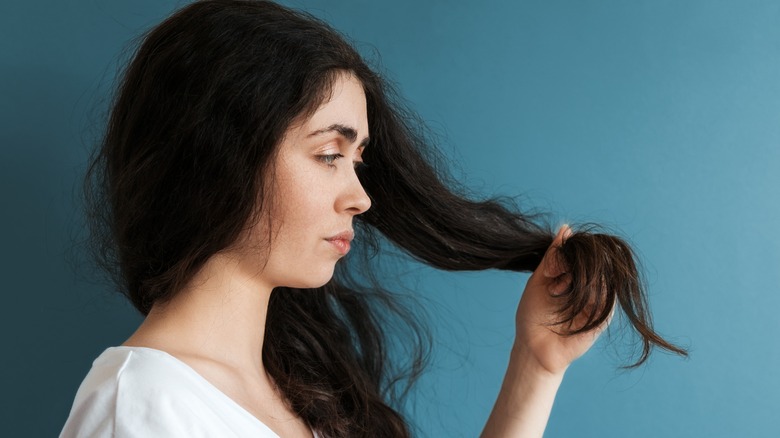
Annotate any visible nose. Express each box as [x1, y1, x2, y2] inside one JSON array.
[[338, 169, 371, 215]]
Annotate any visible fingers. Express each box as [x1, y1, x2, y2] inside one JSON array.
[[527, 225, 573, 296], [543, 225, 572, 279], [548, 272, 572, 296], [533, 225, 618, 340], [589, 301, 617, 342], [575, 279, 616, 336], [601, 300, 617, 332], [543, 226, 571, 279]]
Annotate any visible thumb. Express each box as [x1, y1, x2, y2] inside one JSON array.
[[542, 225, 572, 279]]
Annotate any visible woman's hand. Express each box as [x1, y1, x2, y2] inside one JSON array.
[[514, 225, 613, 377], [482, 225, 614, 437]]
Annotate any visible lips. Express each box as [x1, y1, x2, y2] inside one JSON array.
[[325, 230, 354, 256]]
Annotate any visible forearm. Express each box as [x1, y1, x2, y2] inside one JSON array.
[[480, 347, 565, 438]]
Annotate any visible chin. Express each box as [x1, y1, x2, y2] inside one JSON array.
[[283, 265, 336, 289]]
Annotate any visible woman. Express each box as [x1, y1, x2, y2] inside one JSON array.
[[61, 1, 686, 437]]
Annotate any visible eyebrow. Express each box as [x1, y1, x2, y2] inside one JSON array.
[[307, 123, 370, 148]]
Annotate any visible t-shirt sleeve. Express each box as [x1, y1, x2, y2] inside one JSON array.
[[60, 348, 275, 437], [59, 352, 200, 438], [60, 355, 122, 438]]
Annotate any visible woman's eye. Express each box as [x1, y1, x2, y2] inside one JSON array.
[[317, 153, 367, 171], [317, 153, 344, 167]]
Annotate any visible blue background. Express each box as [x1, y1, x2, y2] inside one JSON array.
[[2, 1, 778, 436]]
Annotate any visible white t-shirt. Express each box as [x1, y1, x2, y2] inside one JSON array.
[[60, 346, 319, 438]]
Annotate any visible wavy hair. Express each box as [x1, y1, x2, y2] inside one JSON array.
[[85, 1, 687, 436]]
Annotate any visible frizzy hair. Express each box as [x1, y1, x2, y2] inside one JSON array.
[[85, 1, 687, 437]]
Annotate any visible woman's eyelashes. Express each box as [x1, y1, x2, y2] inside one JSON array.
[[316, 153, 343, 166], [316, 153, 366, 170]]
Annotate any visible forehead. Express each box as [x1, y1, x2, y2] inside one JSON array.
[[297, 73, 368, 136]]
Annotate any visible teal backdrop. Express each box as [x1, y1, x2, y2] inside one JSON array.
[[2, 0, 778, 436]]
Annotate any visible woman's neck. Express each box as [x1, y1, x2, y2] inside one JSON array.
[[122, 252, 274, 381]]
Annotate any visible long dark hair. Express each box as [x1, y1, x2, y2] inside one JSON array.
[[85, 1, 687, 436]]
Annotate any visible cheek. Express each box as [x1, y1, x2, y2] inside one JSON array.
[[270, 188, 338, 289], [279, 174, 327, 227], [271, 166, 333, 259]]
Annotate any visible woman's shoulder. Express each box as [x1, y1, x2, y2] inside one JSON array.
[[59, 346, 205, 437], [59, 346, 281, 438], [69, 346, 203, 401]]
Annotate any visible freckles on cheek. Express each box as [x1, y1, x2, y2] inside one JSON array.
[[281, 168, 326, 225]]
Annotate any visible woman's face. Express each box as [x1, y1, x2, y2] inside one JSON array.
[[244, 72, 371, 289]]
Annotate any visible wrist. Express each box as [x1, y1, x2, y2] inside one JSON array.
[[481, 343, 566, 437], [509, 343, 568, 383]]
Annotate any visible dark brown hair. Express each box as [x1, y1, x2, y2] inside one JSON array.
[[86, 1, 687, 436]]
